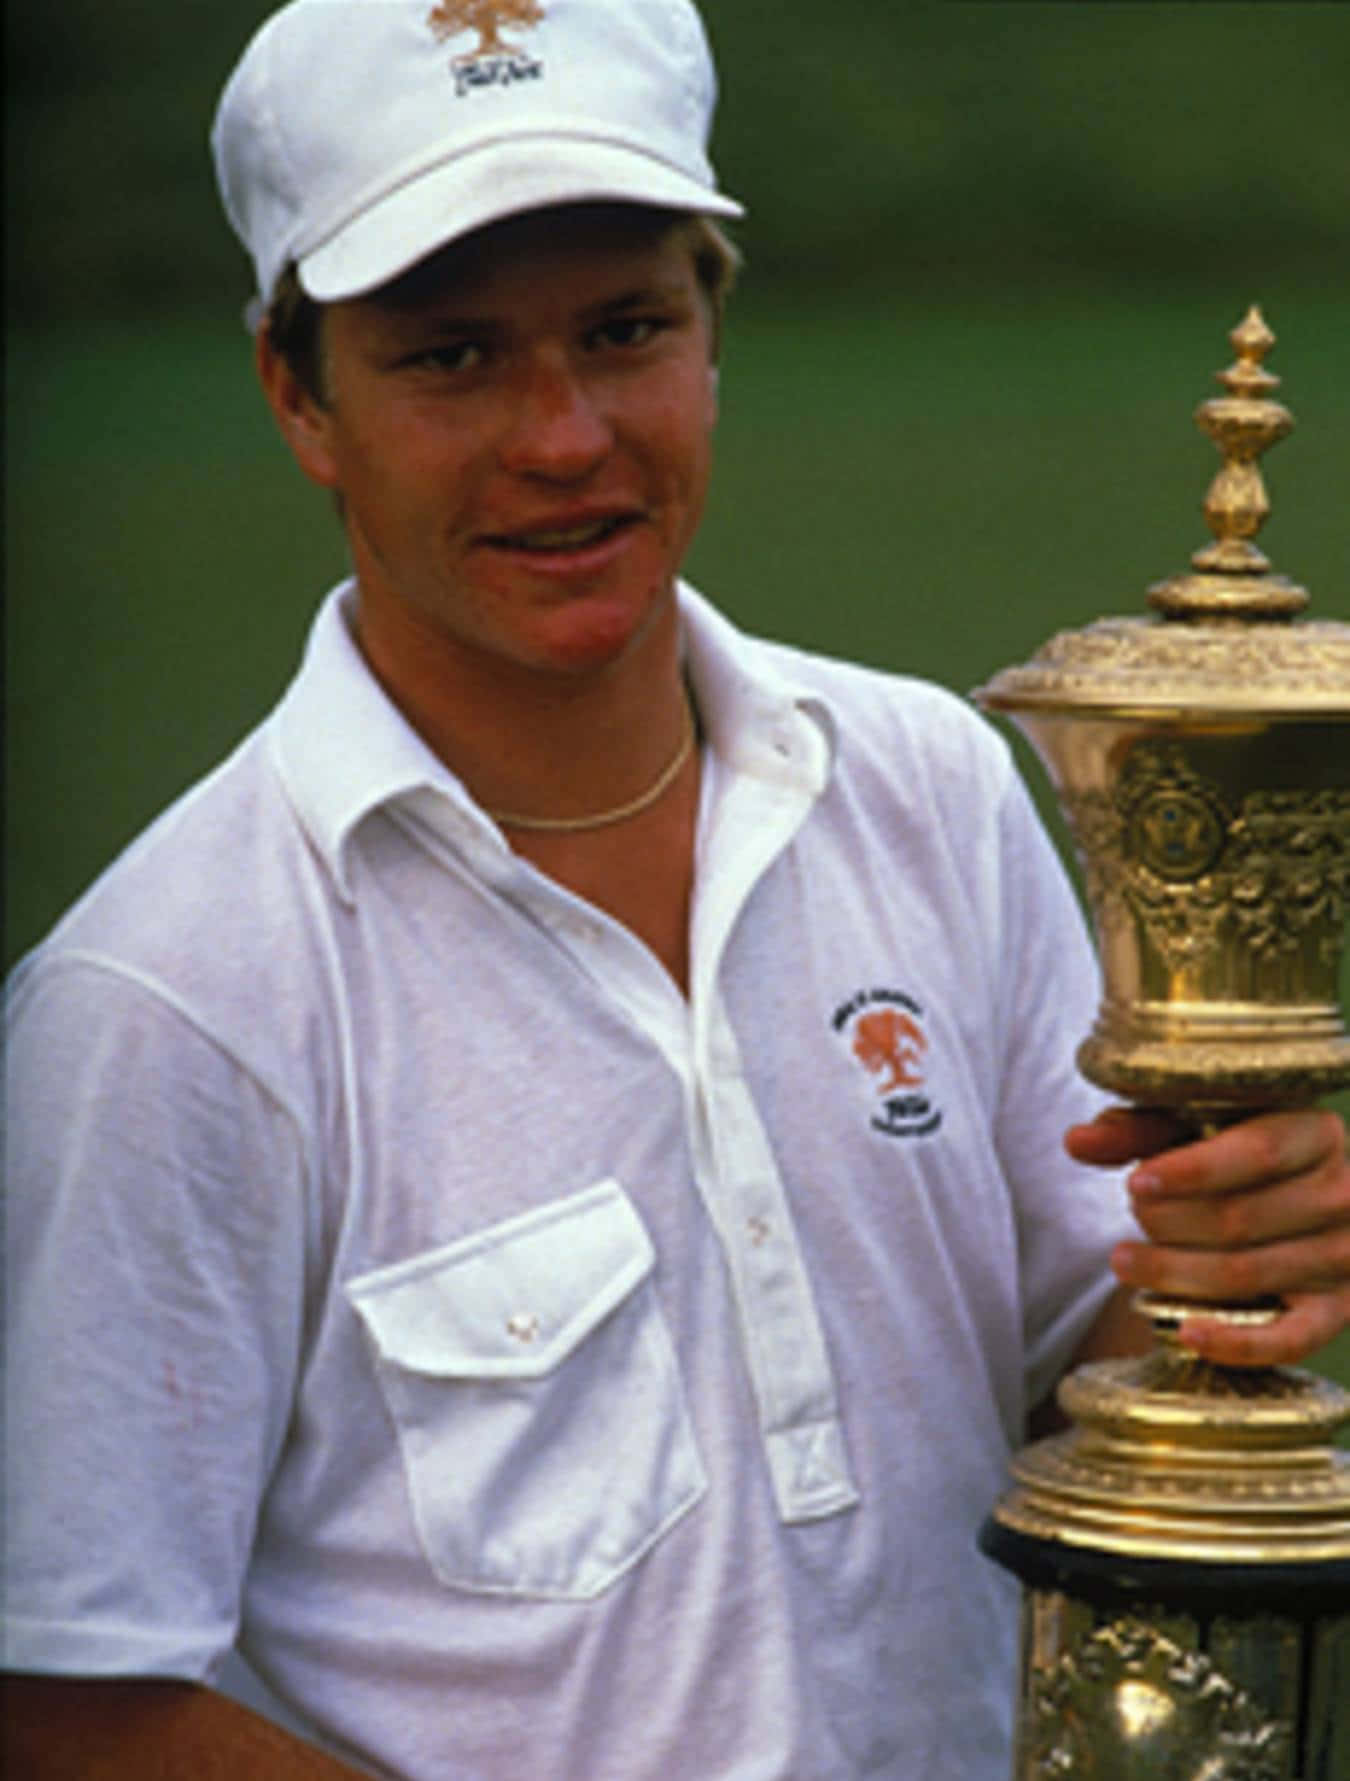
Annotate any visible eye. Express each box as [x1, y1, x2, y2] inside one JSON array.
[[588, 315, 667, 351], [403, 339, 485, 374]]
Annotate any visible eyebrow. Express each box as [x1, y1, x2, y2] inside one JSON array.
[[387, 313, 502, 337], [570, 282, 698, 333], [586, 282, 690, 312], [372, 279, 692, 336]]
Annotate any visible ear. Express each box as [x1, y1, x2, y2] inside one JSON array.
[[255, 323, 341, 491]]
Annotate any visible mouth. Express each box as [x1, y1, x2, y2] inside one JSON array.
[[487, 513, 639, 555]]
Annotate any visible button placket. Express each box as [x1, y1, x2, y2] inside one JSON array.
[[681, 718, 859, 1522], [514, 877, 693, 1069], [696, 999, 860, 1523]]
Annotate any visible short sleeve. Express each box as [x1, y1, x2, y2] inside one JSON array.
[[3, 954, 309, 1681], [986, 774, 1139, 1411]]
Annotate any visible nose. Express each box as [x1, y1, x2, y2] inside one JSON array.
[[498, 350, 613, 481]]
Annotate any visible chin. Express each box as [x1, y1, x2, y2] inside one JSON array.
[[531, 581, 677, 673]]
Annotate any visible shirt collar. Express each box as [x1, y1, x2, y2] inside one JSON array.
[[679, 583, 838, 790], [268, 582, 500, 902], [269, 579, 838, 903]]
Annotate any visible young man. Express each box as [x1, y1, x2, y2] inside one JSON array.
[[5, 2, 1347, 1776]]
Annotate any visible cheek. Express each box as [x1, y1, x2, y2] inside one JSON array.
[[653, 371, 718, 493], [338, 417, 474, 523], [686, 378, 718, 510]]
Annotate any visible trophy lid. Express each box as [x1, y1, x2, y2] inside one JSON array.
[[976, 308, 1350, 719]]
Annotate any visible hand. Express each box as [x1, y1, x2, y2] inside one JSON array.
[[1065, 1105, 1350, 1368]]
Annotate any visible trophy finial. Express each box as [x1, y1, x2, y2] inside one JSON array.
[[1148, 306, 1309, 619]]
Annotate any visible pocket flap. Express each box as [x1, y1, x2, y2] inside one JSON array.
[[345, 1180, 655, 1380]]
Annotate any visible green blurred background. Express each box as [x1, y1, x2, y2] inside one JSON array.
[[7, 3, 1349, 1390]]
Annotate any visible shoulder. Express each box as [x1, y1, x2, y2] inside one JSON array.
[[772, 632, 1000, 739], [754, 630, 1021, 832], [35, 727, 285, 950], [682, 585, 1015, 800], [8, 720, 335, 1090]]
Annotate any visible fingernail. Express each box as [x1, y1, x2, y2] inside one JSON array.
[[1128, 1168, 1164, 1197], [1110, 1242, 1139, 1279]]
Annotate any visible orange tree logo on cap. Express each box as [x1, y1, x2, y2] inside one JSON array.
[[428, 0, 546, 94], [428, 0, 545, 57]]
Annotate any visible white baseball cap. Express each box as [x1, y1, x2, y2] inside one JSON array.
[[212, 0, 743, 312]]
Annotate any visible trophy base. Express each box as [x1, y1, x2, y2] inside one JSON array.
[[983, 1349, 1350, 1779], [981, 1518, 1350, 1781], [992, 1351, 1350, 1567]]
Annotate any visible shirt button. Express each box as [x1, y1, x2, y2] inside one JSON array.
[[506, 1313, 541, 1343], [747, 1215, 772, 1247]]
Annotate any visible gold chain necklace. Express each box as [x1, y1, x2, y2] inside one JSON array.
[[487, 696, 696, 833]]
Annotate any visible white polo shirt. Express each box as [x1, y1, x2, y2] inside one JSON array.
[[5, 582, 1133, 1780]]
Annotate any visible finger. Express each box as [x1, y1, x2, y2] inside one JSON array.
[[1124, 1108, 1346, 1202], [1111, 1221, 1350, 1306], [1174, 1288, 1350, 1369], [1126, 1151, 1350, 1252], [1063, 1106, 1193, 1169]]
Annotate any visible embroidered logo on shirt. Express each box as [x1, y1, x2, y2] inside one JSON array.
[[832, 988, 943, 1138], [428, 0, 545, 97]]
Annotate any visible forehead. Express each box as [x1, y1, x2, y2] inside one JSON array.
[[362, 203, 696, 315]]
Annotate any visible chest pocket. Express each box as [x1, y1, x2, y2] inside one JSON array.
[[345, 1179, 706, 1600]]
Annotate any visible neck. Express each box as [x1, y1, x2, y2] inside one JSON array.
[[352, 589, 692, 824], [353, 588, 701, 994], [487, 692, 696, 831]]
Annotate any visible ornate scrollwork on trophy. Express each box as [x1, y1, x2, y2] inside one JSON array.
[[1228, 789, 1350, 963], [1004, 617, 1350, 706], [1060, 742, 1350, 981], [1031, 1619, 1290, 1781]]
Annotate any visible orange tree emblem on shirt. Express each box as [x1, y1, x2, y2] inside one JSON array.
[[852, 1008, 927, 1094], [428, 0, 545, 55]]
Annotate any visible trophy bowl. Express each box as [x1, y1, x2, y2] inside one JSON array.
[[977, 309, 1350, 1116]]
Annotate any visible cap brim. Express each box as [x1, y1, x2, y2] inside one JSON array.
[[298, 137, 743, 303]]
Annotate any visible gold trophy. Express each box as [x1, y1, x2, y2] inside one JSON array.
[[974, 309, 1350, 1779]]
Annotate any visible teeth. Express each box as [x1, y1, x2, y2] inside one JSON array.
[[508, 519, 619, 551]]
